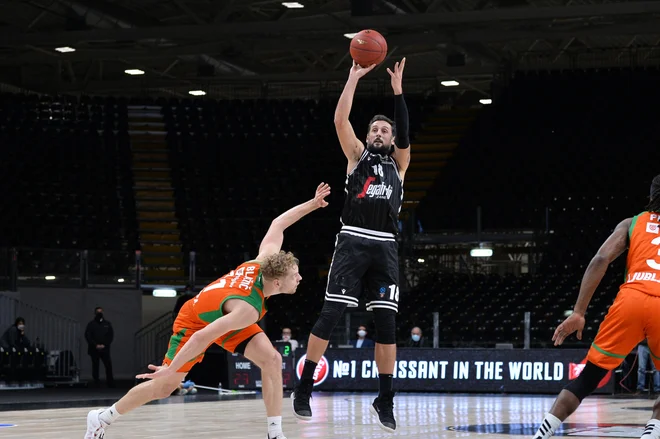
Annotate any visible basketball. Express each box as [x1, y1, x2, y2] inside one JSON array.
[[349, 29, 388, 67]]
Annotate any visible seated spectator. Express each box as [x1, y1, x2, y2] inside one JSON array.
[[0, 317, 31, 350], [277, 327, 299, 352], [349, 325, 375, 348], [404, 326, 430, 348]]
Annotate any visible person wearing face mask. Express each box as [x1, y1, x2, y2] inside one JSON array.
[[350, 325, 375, 349], [85, 307, 115, 388], [0, 317, 31, 350], [278, 328, 299, 352], [404, 327, 429, 348]]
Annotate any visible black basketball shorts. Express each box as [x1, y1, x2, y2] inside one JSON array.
[[324, 227, 400, 313]]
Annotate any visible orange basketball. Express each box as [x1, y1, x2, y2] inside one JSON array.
[[349, 29, 388, 67]]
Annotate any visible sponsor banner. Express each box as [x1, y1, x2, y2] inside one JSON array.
[[227, 348, 613, 394]]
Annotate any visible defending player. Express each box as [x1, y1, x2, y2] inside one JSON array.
[[532, 175, 660, 439], [292, 59, 410, 433], [85, 183, 332, 439]]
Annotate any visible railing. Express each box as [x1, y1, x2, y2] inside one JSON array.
[[0, 293, 81, 379], [1, 247, 141, 290], [312, 309, 591, 350], [0, 294, 18, 329], [134, 312, 174, 373]]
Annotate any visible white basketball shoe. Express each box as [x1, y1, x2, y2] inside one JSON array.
[[85, 408, 109, 439]]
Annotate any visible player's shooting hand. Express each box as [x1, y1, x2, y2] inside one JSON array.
[[349, 61, 376, 79], [552, 312, 585, 346], [136, 363, 172, 380], [312, 183, 331, 208], [387, 57, 406, 95]]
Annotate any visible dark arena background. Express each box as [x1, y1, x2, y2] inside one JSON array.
[[1, 0, 660, 437]]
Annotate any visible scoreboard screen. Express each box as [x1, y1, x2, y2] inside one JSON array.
[[226, 341, 296, 390]]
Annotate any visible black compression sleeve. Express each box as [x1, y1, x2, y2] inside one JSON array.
[[394, 93, 410, 149]]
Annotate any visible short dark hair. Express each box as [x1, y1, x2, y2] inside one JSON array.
[[367, 115, 396, 136], [15, 317, 25, 326], [94, 306, 103, 313], [647, 174, 660, 213]]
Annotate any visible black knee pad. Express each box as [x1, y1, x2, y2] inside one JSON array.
[[564, 361, 609, 401], [311, 301, 347, 340], [373, 308, 397, 345]]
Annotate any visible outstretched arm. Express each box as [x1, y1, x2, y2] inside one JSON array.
[[388, 58, 411, 178], [553, 217, 631, 345], [136, 300, 258, 379], [256, 183, 331, 260], [335, 62, 376, 168]]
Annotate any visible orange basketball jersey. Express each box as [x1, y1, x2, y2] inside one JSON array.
[[624, 211, 660, 296], [191, 260, 268, 324]]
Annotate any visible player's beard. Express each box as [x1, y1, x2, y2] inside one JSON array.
[[367, 141, 391, 156]]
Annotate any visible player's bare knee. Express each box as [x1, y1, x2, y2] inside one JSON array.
[[261, 349, 282, 374], [153, 378, 181, 400]]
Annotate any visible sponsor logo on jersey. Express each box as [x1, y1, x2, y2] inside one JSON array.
[[647, 222, 660, 234], [448, 423, 642, 437], [357, 176, 393, 200], [296, 354, 329, 386]]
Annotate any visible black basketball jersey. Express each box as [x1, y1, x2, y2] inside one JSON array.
[[340, 148, 404, 236]]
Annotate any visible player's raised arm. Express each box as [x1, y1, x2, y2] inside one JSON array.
[[334, 62, 376, 167], [552, 217, 631, 346], [137, 300, 259, 380], [256, 183, 331, 260], [388, 58, 411, 178]]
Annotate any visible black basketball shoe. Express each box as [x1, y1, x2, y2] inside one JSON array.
[[291, 379, 314, 420], [370, 391, 396, 432]]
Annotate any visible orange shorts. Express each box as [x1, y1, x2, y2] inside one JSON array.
[[588, 287, 660, 370], [162, 305, 263, 373]]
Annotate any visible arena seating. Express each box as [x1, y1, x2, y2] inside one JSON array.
[[1, 76, 650, 350], [409, 70, 660, 347], [398, 267, 623, 348], [164, 96, 431, 272], [418, 69, 660, 232], [0, 93, 138, 278]]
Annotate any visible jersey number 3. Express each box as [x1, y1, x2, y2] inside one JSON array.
[[647, 237, 660, 270]]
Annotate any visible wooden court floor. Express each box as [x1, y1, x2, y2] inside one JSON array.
[[0, 392, 655, 438]]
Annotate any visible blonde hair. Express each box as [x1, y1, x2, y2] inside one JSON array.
[[262, 251, 299, 280]]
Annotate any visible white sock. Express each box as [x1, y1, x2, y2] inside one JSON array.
[[533, 413, 562, 439], [642, 419, 660, 438], [99, 404, 122, 425], [267, 416, 282, 438]]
